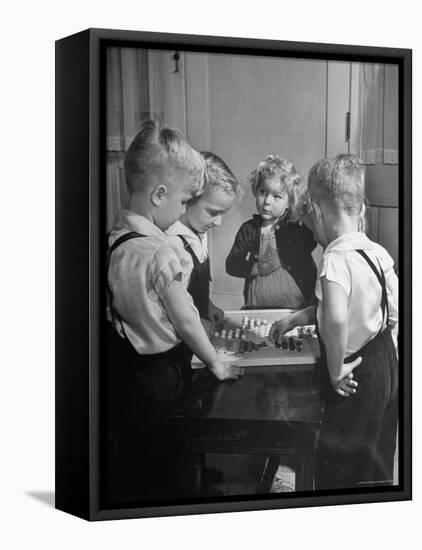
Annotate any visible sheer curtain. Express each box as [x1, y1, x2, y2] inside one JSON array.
[[359, 63, 399, 165], [106, 47, 162, 228]]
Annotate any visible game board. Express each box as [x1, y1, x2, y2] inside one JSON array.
[[192, 309, 320, 368]]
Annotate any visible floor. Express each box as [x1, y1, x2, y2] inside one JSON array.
[[201, 442, 398, 496], [202, 454, 295, 496]]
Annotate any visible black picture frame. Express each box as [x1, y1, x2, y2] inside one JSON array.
[[55, 27, 412, 521]]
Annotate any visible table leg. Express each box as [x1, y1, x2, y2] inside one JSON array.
[[259, 455, 281, 493], [178, 447, 203, 497], [295, 438, 316, 491]]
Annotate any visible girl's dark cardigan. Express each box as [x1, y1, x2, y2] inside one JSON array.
[[225, 214, 317, 304]]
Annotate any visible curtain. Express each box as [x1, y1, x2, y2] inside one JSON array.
[[359, 63, 399, 165], [106, 47, 163, 228]]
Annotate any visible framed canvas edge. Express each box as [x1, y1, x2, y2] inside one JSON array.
[[55, 28, 412, 521], [91, 27, 412, 60]]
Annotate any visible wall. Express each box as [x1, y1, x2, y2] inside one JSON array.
[[147, 53, 402, 306], [366, 164, 399, 267], [108, 51, 399, 298], [181, 53, 329, 308]]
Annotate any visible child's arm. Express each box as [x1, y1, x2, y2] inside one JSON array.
[[269, 302, 359, 396], [319, 276, 360, 388], [200, 318, 215, 338], [208, 300, 224, 328], [162, 279, 244, 380], [226, 223, 254, 278], [269, 305, 316, 343]]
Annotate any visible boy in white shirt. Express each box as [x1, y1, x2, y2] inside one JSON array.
[[167, 151, 240, 336], [106, 121, 243, 503], [270, 154, 398, 490]]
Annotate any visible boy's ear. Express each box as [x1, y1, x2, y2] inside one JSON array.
[[311, 201, 322, 222], [151, 184, 167, 206]]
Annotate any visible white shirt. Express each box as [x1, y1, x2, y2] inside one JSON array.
[[166, 220, 209, 279], [107, 210, 199, 354], [315, 232, 398, 356]]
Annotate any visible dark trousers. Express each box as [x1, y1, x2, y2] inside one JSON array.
[[103, 324, 192, 504], [315, 327, 398, 490]]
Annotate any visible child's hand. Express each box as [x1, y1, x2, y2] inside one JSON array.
[[331, 372, 358, 397], [255, 245, 280, 276], [254, 252, 279, 277], [257, 260, 275, 277], [208, 359, 245, 381], [208, 302, 224, 328], [269, 317, 293, 344], [330, 356, 362, 397]]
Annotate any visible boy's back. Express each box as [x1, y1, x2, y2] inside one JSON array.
[[316, 231, 398, 356]]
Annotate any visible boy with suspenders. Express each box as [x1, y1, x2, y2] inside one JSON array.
[[105, 121, 243, 503]]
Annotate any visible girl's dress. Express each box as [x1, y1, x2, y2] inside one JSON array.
[[226, 213, 317, 307], [247, 221, 306, 308]]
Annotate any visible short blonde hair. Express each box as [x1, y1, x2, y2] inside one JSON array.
[[249, 155, 306, 218], [124, 119, 205, 195], [308, 154, 365, 215], [198, 151, 240, 197]]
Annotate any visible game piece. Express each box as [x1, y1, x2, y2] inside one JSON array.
[[208, 314, 317, 359], [242, 335, 248, 353]]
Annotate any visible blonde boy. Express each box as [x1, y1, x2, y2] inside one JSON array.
[[106, 121, 243, 502]]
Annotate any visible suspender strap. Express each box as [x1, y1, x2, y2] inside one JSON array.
[[356, 249, 388, 329], [178, 235, 200, 268], [178, 234, 212, 282], [107, 231, 147, 337], [108, 231, 146, 255]]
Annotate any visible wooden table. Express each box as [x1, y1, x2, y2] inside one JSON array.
[[165, 364, 324, 496]]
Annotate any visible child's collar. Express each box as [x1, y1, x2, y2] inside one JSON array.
[[324, 232, 372, 253]]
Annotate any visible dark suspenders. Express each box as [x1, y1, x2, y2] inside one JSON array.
[[178, 235, 211, 276], [178, 235, 199, 267], [356, 249, 389, 332], [106, 231, 146, 337], [108, 231, 146, 255]]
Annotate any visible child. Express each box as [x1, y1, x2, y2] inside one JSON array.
[[167, 152, 240, 336], [270, 154, 399, 490], [226, 155, 317, 308], [106, 120, 243, 503]]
